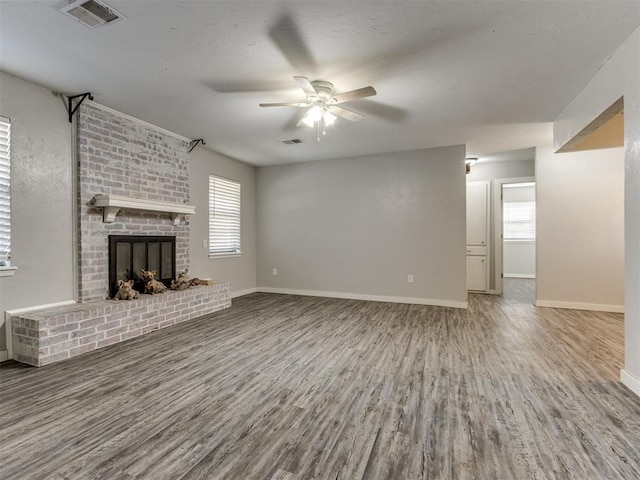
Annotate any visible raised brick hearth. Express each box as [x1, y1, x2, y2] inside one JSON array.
[[11, 283, 231, 367]]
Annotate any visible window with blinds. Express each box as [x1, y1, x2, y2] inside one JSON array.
[[503, 201, 536, 240], [209, 175, 241, 256], [0, 116, 10, 266]]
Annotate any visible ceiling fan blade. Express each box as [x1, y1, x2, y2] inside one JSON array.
[[294, 76, 317, 97], [349, 99, 409, 122], [296, 114, 309, 128], [259, 102, 309, 107], [269, 14, 317, 73], [332, 86, 377, 104], [327, 106, 364, 122]]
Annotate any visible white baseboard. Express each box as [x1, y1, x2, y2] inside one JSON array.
[[621, 370, 640, 398], [534, 299, 624, 313], [0, 350, 7, 362], [5, 300, 77, 360], [257, 287, 467, 309], [504, 273, 536, 279], [231, 288, 258, 298]]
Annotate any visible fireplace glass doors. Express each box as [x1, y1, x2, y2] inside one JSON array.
[[108, 235, 176, 298]]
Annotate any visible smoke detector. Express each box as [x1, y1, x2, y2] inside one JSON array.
[[60, 0, 125, 29]]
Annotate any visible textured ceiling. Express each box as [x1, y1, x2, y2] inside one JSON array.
[[1, 1, 638, 166]]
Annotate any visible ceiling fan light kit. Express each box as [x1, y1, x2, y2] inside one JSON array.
[[301, 105, 323, 127], [322, 110, 337, 126], [260, 76, 376, 140]]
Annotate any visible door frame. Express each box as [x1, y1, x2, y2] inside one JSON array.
[[492, 176, 535, 295]]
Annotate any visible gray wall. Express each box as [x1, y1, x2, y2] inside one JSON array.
[[466, 159, 535, 183], [0, 71, 75, 350], [256, 145, 467, 306], [189, 147, 257, 294], [536, 145, 624, 310], [466, 158, 535, 289]]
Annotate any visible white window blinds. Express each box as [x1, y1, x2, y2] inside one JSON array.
[[503, 201, 536, 240], [0, 117, 10, 264], [209, 175, 241, 255]]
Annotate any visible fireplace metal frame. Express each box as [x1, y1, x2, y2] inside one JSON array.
[[108, 235, 176, 298]]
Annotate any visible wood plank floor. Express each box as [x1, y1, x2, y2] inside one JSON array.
[[1, 279, 639, 479]]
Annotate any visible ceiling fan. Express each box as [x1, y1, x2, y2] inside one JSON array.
[[259, 76, 377, 134]]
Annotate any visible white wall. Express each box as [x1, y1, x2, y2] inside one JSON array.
[[503, 184, 536, 278], [503, 241, 535, 277], [256, 145, 467, 307], [536, 146, 624, 310], [553, 26, 639, 392], [189, 148, 256, 294], [0, 72, 75, 350]]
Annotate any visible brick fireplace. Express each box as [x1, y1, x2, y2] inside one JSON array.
[[77, 103, 190, 302], [10, 102, 231, 366]]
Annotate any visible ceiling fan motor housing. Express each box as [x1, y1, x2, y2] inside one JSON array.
[[310, 80, 335, 102]]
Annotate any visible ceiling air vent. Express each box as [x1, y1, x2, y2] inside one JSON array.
[[281, 139, 303, 145], [60, 0, 125, 29]]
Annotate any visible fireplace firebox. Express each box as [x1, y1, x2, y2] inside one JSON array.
[[108, 235, 176, 298]]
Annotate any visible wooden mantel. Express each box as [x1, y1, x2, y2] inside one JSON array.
[[90, 194, 196, 225]]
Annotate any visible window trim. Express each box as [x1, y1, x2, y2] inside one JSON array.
[[0, 266, 17, 277], [208, 252, 243, 259]]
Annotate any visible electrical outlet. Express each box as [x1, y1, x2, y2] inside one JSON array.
[[202, 239, 207, 249], [272, 268, 278, 276], [407, 274, 414, 283]]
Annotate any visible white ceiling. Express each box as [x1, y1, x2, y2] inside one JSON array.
[[1, 1, 638, 166]]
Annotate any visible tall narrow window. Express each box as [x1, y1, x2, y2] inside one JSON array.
[[209, 175, 241, 256], [0, 116, 10, 267]]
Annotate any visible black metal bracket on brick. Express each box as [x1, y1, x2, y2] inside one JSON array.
[[188, 138, 206, 153], [66, 92, 93, 123]]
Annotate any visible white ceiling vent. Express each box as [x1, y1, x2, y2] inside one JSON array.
[[60, 0, 125, 29]]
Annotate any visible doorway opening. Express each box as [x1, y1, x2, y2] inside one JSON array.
[[500, 181, 536, 303], [492, 176, 535, 298]]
